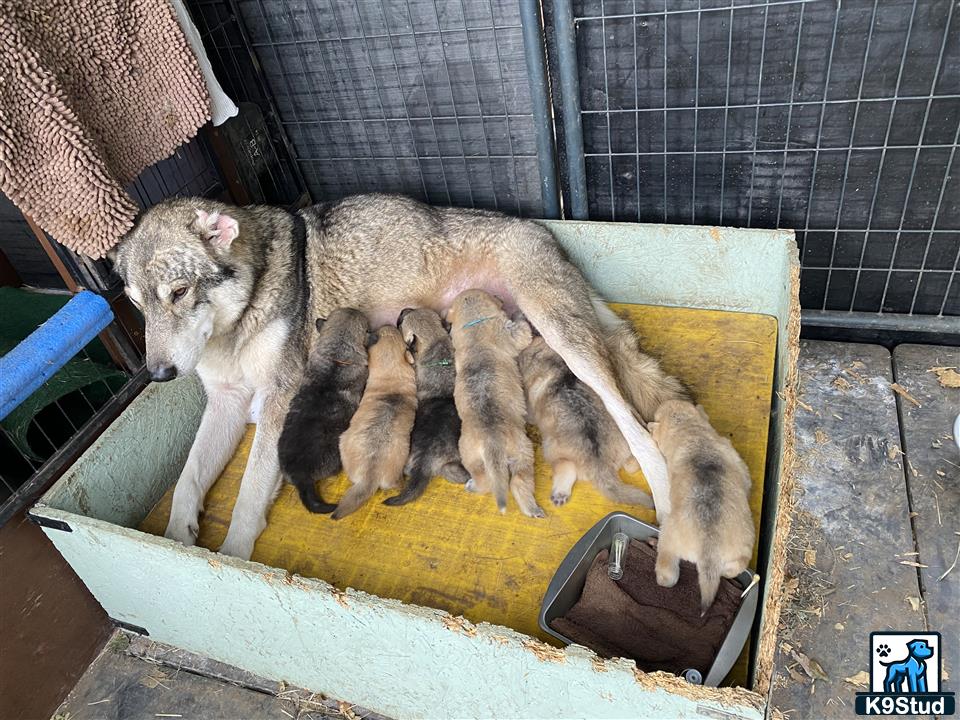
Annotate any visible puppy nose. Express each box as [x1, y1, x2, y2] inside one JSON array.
[[397, 307, 416, 326], [149, 363, 178, 382]]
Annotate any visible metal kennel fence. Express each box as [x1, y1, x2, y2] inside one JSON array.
[[186, 0, 958, 327]]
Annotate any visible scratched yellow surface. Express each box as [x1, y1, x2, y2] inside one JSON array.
[[141, 304, 776, 663]]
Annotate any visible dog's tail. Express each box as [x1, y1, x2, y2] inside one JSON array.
[[591, 296, 689, 422], [698, 553, 723, 616], [593, 468, 654, 507], [485, 443, 510, 513], [383, 462, 431, 506], [291, 475, 336, 514], [332, 467, 379, 519]]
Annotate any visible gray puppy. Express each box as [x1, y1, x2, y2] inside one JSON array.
[[384, 308, 469, 506], [278, 308, 370, 513]]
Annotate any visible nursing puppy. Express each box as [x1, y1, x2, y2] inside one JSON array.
[[385, 308, 468, 506], [278, 308, 370, 513], [449, 290, 543, 517], [519, 335, 653, 508], [649, 400, 754, 613], [334, 325, 418, 519]]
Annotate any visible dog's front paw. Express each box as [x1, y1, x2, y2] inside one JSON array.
[[164, 520, 199, 547], [218, 534, 255, 560], [550, 490, 570, 506]]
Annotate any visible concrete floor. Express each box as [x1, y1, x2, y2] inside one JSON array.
[[51, 341, 959, 719]]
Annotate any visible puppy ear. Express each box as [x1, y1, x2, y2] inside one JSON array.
[[315, 317, 326, 333], [194, 208, 240, 249], [506, 318, 533, 351], [365, 330, 379, 348]]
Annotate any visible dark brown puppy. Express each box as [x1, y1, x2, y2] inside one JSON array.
[[278, 308, 370, 513], [385, 308, 468, 506]]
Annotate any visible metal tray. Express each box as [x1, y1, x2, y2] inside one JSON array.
[[538, 511, 759, 687]]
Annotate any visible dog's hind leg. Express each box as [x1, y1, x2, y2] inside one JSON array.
[[219, 392, 288, 559], [440, 461, 470, 484], [166, 383, 251, 547], [550, 459, 578, 506], [499, 228, 671, 516], [510, 469, 545, 518]]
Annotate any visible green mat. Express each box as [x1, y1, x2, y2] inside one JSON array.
[[0, 287, 128, 460]]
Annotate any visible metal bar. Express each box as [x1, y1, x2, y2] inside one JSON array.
[[553, 0, 588, 219], [577, 93, 960, 114], [0, 369, 148, 528], [802, 310, 960, 336], [576, 0, 818, 22]]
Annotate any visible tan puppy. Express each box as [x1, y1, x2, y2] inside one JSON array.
[[334, 326, 417, 519], [448, 290, 543, 517], [519, 336, 653, 508], [649, 400, 754, 613]]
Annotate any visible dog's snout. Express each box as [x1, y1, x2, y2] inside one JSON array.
[[149, 363, 178, 382], [397, 307, 416, 326]]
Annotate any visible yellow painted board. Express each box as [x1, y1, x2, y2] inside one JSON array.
[[141, 304, 776, 653]]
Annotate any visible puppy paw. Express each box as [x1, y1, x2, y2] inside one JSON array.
[[164, 521, 199, 547], [524, 504, 546, 519], [655, 564, 679, 588], [550, 491, 570, 506]]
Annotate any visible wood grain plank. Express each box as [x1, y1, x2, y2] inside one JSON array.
[[770, 341, 921, 717]]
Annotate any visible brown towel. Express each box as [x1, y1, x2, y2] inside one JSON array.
[[550, 539, 742, 677], [0, 0, 211, 258]]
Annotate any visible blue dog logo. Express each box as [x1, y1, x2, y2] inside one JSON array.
[[880, 638, 934, 694], [855, 632, 954, 716]]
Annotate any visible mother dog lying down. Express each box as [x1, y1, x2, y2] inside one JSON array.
[[112, 193, 687, 559]]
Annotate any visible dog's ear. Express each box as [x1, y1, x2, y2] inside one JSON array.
[[315, 317, 326, 333], [194, 208, 240, 250], [506, 318, 533, 351]]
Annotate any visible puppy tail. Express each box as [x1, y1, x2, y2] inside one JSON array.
[[486, 444, 510, 513], [594, 471, 654, 507], [698, 555, 723, 616], [332, 472, 379, 520], [292, 476, 336, 514], [597, 307, 689, 422], [383, 465, 430, 506]]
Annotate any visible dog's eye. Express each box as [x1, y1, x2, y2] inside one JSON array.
[[171, 287, 188, 302]]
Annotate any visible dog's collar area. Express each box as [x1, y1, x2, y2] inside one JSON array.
[[462, 316, 494, 329]]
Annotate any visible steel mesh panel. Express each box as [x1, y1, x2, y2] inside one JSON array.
[[570, 0, 958, 315], [228, 0, 545, 216]]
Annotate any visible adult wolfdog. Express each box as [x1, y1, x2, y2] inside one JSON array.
[[113, 194, 686, 558]]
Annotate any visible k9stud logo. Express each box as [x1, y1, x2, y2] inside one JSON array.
[[855, 632, 955, 716]]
